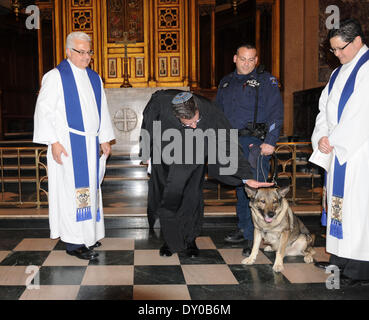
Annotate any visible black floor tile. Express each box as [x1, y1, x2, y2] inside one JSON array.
[[88, 250, 134, 265], [0, 238, 23, 250], [38, 266, 87, 285], [134, 266, 186, 285], [53, 241, 66, 251], [187, 284, 249, 300], [77, 285, 133, 300], [0, 251, 50, 266], [134, 231, 164, 250], [178, 250, 226, 265], [0, 286, 26, 300], [229, 264, 289, 287]]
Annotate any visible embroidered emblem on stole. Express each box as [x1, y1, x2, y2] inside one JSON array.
[[324, 49, 369, 239]]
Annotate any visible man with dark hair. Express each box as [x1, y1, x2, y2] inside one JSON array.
[[311, 18, 369, 286], [140, 89, 273, 257], [216, 44, 284, 256]]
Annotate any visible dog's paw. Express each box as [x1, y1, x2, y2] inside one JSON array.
[[263, 245, 274, 252], [272, 263, 284, 273], [242, 257, 255, 265], [304, 255, 314, 264]]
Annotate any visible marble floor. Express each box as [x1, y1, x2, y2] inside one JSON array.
[[0, 215, 368, 303]]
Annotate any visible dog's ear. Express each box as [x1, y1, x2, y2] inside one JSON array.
[[244, 186, 257, 199], [277, 185, 290, 198]]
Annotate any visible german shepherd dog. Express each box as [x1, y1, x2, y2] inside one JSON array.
[[242, 186, 315, 273]]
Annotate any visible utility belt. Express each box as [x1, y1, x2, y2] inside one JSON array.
[[238, 122, 268, 141]]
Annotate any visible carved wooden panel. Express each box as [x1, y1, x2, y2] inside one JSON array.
[[156, 0, 183, 82], [71, 10, 93, 30], [107, 0, 144, 43], [72, 0, 92, 6]]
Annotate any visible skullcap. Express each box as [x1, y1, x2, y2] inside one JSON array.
[[171, 92, 193, 105]]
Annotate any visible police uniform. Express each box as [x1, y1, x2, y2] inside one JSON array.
[[216, 68, 284, 243]]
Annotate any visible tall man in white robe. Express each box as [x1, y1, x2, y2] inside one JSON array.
[[33, 32, 115, 260], [310, 19, 369, 285]]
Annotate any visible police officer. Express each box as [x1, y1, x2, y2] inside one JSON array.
[[216, 43, 284, 256]]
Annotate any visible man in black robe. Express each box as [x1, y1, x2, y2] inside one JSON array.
[[140, 89, 273, 257]]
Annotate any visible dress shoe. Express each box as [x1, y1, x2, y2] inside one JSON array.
[[89, 241, 102, 250], [242, 240, 253, 257], [339, 275, 369, 288], [186, 240, 199, 258], [159, 243, 172, 257], [224, 229, 245, 243], [314, 261, 343, 273], [66, 246, 99, 260]]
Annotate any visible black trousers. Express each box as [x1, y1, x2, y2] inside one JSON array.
[[329, 254, 369, 280], [148, 164, 205, 253]]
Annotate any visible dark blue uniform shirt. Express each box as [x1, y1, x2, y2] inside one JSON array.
[[216, 68, 284, 146]]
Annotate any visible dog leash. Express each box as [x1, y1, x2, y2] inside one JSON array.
[[256, 152, 278, 186]]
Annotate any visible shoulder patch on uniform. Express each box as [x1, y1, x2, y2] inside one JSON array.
[[269, 76, 279, 87], [222, 82, 229, 88]]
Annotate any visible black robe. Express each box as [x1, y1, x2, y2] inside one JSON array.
[[140, 89, 253, 252]]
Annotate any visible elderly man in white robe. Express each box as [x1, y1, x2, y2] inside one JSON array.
[[310, 19, 369, 287], [33, 32, 115, 260]]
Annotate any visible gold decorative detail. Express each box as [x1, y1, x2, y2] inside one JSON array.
[[72, 10, 93, 31], [159, 8, 178, 28], [159, 0, 179, 4], [76, 188, 91, 209], [331, 196, 343, 222], [72, 0, 92, 7], [159, 32, 179, 52]]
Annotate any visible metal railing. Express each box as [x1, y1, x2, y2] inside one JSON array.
[[0, 147, 48, 208], [204, 142, 320, 205], [0, 142, 321, 208]]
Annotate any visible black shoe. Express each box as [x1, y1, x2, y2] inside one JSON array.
[[186, 240, 199, 258], [66, 246, 99, 260], [242, 240, 253, 257], [159, 243, 172, 257], [314, 261, 344, 273], [89, 241, 102, 250], [339, 275, 369, 288], [224, 229, 245, 243]]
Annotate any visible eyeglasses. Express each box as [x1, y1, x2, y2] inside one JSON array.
[[329, 41, 352, 53], [72, 48, 94, 56], [181, 117, 201, 128]]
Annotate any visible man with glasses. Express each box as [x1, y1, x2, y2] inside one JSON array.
[[140, 90, 273, 257], [33, 32, 115, 260], [216, 44, 284, 257], [311, 19, 369, 287]]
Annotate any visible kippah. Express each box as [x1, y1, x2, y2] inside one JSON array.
[[171, 92, 193, 105]]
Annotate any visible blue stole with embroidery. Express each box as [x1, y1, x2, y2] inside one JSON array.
[[321, 50, 369, 238], [56, 60, 102, 222]]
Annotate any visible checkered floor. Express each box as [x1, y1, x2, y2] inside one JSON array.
[[0, 221, 369, 301]]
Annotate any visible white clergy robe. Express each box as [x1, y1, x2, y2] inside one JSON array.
[[33, 59, 115, 247], [311, 45, 369, 261]]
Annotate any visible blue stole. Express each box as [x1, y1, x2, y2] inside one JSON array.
[[56, 59, 102, 222], [321, 50, 369, 238]]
